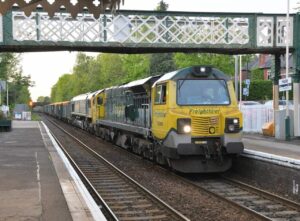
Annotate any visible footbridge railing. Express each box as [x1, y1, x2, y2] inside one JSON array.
[[0, 9, 298, 53]]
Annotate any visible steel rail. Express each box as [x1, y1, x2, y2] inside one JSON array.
[[169, 174, 273, 221], [222, 176, 300, 211], [169, 173, 300, 221], [49, 125, 119, 221]]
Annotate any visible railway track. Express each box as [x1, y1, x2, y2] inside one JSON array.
[[44, 118, 189, 221], [184, 176, 300, 221], [43, 115, 300, 221]]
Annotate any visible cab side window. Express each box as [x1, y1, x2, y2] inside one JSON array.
[[155, 84, 167, 105], [87, 100, 91, 108], [97, 96, 103, 105]]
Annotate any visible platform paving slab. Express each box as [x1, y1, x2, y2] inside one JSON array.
[[0, 121, 99, 221], [243, 134, 300, 161]]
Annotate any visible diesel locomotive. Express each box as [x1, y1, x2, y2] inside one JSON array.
[[44, 66, 244, 173]]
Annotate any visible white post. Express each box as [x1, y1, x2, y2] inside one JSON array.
[[6, 82, 8, 106], [239, 55, 242, 109]]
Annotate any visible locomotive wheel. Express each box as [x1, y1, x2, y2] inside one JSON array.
[[156, 153, 167, 165]]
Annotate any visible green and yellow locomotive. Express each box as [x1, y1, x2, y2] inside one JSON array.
[[45, 66, 243, 173]]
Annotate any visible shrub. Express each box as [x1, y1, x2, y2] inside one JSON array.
[[235, 80, 273, 101]]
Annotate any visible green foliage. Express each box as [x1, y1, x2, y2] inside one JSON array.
[[0, 53, 20, 80], [156, 0, 168, 11], [174, 53, 235, 76], [37, 96, 51, 103], [72, 53, 94, 94], [149, 1, 176, 76], [0, 53, 33, 105], [251, 68, 264, 81], [99, 54, 124, 87], [122, 54, 150, 81], [150, 53, 176, 75], [51, 53, 151, 102], [51, 74, 75, 102], [15, 86, 31, 103], [50, 52, 271, 104], [31, 112, 41, 121]]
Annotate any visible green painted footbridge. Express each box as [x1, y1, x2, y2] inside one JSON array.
[[0, 8, 298, 55]]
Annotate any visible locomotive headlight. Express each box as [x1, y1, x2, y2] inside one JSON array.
[[225, 118, 240, 133], [228, 124, 235, 132], [183, 125, 191, 133], [177, 118, 191, 134]]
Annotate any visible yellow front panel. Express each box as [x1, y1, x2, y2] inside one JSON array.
[[151, 79, 242, 140]]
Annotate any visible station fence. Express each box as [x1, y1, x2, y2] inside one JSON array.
[[240, 105, 274, 133]]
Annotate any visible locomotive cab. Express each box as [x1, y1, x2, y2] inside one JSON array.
[[151, 66, 244, 173]]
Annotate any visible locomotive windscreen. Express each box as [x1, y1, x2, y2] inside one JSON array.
[[177, 79, 230, 105]]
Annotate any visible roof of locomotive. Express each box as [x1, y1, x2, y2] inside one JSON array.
[[87, 89, 104, 99], [153, 66, 230, 87], [71, 93, 90, 102], [121, 76, 153, 88]]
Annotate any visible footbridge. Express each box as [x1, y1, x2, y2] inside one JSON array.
[[0, 3, 300, 138], [0, 7, 298, 55]]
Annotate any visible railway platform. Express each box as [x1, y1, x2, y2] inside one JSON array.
[[0, 120, 104, 221], [231, 133, 300, 203], [243, 133, 300, 163]]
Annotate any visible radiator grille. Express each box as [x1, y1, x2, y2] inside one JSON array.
[[192, 116, 220, 136]]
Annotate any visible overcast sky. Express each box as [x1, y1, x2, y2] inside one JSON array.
[[21, 0, 300, 101]]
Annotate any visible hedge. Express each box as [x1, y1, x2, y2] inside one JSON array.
[[234, 80, 272, 101], [234, 80, 293, 101]]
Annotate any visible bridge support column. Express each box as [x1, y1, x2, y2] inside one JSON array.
[[273, 54, 280, 137], [293, 13, 300, 137], [273, 55, 280, 111]]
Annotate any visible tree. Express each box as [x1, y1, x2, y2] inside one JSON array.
[[37, 96, 51, 103], [0, 53, 20, 80], [72, 53, 94, 95], [156, 0, 168, 11], [174, 53, 235, 75], [51, 74, 75, 102], [99, 54, 124, 87], [122, 54, 150, 81], [9, 71, 34, 104], [44, 96, 51, 103], [0, 53, 34, 105], [37, 96, 45, 102], [251, 68, 264, 81], [149, 0, 176, 75], [150, 53, 176, 75]]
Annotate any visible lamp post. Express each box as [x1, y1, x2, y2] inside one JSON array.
[[6, 82, 8, 107], [235, 55, 239, 100]]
